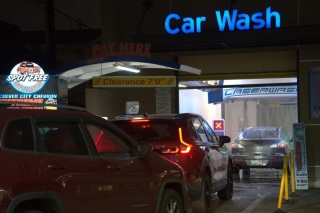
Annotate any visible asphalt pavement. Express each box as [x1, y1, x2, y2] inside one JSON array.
[[188, 168, 320, 213]]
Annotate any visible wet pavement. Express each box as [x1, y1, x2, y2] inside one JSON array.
[[188, 168, 320, 213]]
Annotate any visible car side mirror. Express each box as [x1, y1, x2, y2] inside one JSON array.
[[137, 142, 152, 156], [219, 135, 231, 147]]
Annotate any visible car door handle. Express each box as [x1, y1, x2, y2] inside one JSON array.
[[48, 164, 66, 170], [107, 164, 121, 170]]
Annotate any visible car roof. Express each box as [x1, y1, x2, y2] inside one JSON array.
[[113, 113, 202, 121], [242, 126, 281, 131], [0, 102, 99, 120]]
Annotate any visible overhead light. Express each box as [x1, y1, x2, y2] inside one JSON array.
[[113, 62, 140, 73]]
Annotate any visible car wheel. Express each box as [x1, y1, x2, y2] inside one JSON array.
[[218, 162, 233, 200], [159, 189, 183, 213], [190, 173, 212, 213]]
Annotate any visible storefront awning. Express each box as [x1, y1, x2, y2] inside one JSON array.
[[49, 56, 201, 88]]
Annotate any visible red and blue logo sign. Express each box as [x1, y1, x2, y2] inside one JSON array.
[[6, 61, 49, 93]]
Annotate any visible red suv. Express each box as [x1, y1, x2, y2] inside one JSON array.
[[112, 113, 233, 213], [0, 106, 188, 213]]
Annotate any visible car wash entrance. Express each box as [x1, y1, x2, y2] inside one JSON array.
[[176, 48, 298, 180], [178, 77, 297, 179]]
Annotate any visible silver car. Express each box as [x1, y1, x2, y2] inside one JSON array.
[[231, 126, 292, 173]]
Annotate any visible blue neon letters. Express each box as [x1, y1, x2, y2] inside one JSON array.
[[216, 7, 280, 31], [164, 13, 206, 34], [164, 7, 280, 34]]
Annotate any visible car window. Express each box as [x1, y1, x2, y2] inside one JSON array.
[[26, 63, 33, 67], [186, 119, 198, 139], [3, 119, 35, 151], [190, 118, 208, 142], [112, 120, 179, 143], [85, 123, 132, 157], [35, 121, 89, 155], [202, 119, 219, 143], [237, 129, 279, 140]]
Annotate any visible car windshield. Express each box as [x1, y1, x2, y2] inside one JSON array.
[[113, 120, 179, 143], [237, 128, 279, 140]]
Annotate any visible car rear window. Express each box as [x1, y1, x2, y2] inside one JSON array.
[[237, 129, 279, 140], [113, 120, 179, 143]]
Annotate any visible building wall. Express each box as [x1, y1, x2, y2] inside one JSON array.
[[298, 44, 320, 187], [100, 0, 320, 40], [94, 0, 320, 187], [178, 50, 296, 75], [85, 87, 175, 119]]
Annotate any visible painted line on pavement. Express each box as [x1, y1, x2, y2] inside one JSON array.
[[241, 192, 271, 213]]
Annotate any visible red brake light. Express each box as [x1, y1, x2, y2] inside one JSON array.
[[180, 146, 191, 153], [231, 143, 237, 148], [130, 119, 150, 122], [179, 128, 192, 153]]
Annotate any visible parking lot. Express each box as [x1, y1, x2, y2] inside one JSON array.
[[188, 168, 320, 213]]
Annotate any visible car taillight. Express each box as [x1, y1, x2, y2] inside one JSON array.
[[278, 140, 286, 148], [160, 148, 179, 154], [179, 128, 192, 153], [231, 143, 244, 149], [270, 140, 287, 148], [130, 119, 150, 122]]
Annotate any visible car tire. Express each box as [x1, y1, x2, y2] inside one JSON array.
[[218, 162, 233, 200], [159, 189, 183, 213], [190, 173, 212, 213]]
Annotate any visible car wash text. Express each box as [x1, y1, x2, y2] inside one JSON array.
[[165, 6, 280, 34]]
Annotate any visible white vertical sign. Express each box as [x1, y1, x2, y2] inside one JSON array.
[[293, 123, 308, 189], [156, 88, 171, 114]]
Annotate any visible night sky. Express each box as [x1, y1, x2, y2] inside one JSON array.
[[0, 0, 101, 75]]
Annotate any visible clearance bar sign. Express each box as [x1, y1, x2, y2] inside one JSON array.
[[92, 76, 176, 87]]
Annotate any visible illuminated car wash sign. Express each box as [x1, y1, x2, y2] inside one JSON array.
[[223, 86, 297, 100], [7, 61, 49, 93], [164, 6, 280, 34]]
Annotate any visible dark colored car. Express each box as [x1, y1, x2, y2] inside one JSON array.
[[231, 126, 292, 173], [0, 105, 188, 213], [111, 113, 233, 213]]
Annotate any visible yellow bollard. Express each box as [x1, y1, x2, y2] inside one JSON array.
[[274, 154, 288, 213], [284, 156, 289, 202], [289, 150, 299, 198]]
